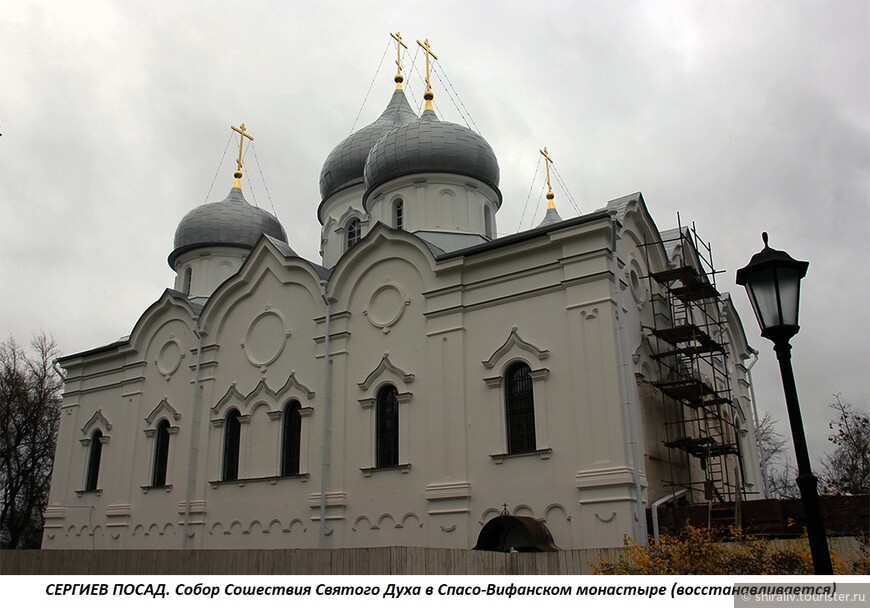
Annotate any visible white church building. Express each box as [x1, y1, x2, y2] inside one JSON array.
[[44, 41, 763, 551]]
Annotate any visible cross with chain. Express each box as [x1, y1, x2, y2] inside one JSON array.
[[231, 123, 254, 178], [416, 38, 438, 110], [390, 32, 408, 90], [540, 146, 555, 205]]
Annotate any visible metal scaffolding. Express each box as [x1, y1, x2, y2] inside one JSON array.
[[642, 218, 746, 509]]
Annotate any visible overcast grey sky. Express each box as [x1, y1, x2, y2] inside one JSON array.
[[2, 0, 868, 474]]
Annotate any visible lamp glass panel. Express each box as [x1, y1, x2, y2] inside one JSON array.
[[775, 266, 802, 327], [746, 267, 780, 330]]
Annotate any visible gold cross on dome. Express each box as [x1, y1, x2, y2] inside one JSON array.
[[540, 146, 556, 207], [390, 32, 408, 90], [231, 123, 254, 177], [416, 38, 438, 110]]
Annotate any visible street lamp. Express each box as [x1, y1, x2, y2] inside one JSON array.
[[736, 232, 833, 574]]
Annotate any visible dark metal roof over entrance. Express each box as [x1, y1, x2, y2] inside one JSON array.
[[473, 515, 559, 552]]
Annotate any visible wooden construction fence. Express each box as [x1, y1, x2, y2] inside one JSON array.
[[1, 537, 861, 575]]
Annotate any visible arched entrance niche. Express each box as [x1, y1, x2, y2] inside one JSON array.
[[473, 515, 559, 552]]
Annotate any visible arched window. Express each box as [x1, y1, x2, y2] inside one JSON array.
[[182, 267, 192, 296], [393, 198, 404, 230], [346, 218, 362, 250], [281, 400, 302, 476], [505, 363, 536, 454], [376, 385, 399, 468], [152, 420, 171, 486], [85, 430, 103, 491], [223, 409, 241, 481]]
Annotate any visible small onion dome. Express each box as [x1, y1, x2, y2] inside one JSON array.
[[168, 187, 287, 268], [538, 195, 563, 227], [538, 206, 563, 227], [318, 89, 417, 210], [363, 110, 501, 205]]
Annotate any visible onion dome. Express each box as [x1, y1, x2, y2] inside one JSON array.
[[363, 110, 501, 203], [318, 90, 417, 206], [537, 204, 563, 227], [538, 190, 563, 227], [168, 187, 287, 268]]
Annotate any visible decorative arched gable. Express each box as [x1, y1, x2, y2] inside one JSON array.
[[143, 399, 182, 439], [334, 204, 368, 231], [198, 236, 323, 335], [81, 410, 112, 443], [125, 290, 197, 359], [327, 224, 438, 299], [357, 353, 415, 391], [246, 378, 279, 415], [211, 372, 318, 424], [276, 371, 316, 401], [482, 327, 550, 370], [145, 398, 181, 426], [268, 372, 316, 421], [211, 384, 249, 424]]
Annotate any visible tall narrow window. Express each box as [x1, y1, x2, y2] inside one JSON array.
[[376, 385, 399, 468], [223, 409, 241, 481], [505, 363, 536, 454], [393, 199, 404, 230], [85, 430, 103, 491], [281, 400, 302, 476], [484, 205, 494, 239], [152, 420, 170, 486], [346, 218, 361, 250], [182, 267, 192, 296]]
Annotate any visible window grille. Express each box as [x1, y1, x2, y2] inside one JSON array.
[[505, 363, 536, 454], [152, 420, 170, 486], [223, 410, 241, 481], [394, 199, 404, 230], [85, 430, 103, 491], [376, 385, 399, 467], [281, 401, 302, 476], [346, 218, 362, 250]]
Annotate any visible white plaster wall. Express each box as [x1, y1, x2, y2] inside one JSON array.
[[45, 209, 762, 551]]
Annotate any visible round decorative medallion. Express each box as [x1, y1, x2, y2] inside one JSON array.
[[244, 311, 287, 366], [366, 285, 408, 330], [156, 340, 182, 376]]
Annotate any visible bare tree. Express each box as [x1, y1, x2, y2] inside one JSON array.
[[756, 411, 787, 470], [755, 411, 799, 499], [819, 395, 869, 496], [0, 334, 62, 548], [766, 460, 801, 499]]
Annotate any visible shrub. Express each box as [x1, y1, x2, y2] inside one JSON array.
[[591, 524, 850, 575]]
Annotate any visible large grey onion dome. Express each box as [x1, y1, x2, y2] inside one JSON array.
[[363, 110, 501, 204], [168, 187, 288, 268], [318, 89, 417, 209]]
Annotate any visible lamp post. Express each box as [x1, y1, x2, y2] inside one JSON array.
[[736, 232, 832, 574]]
